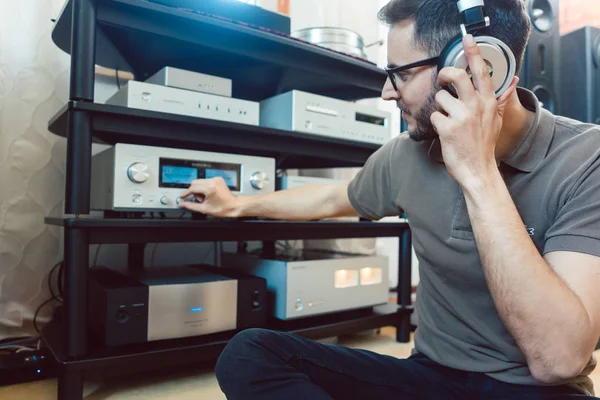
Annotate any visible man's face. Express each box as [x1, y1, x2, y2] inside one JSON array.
[[382, 20, 440, 142]]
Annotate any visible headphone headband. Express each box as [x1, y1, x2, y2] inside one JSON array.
[[457, 0, 490, 36]]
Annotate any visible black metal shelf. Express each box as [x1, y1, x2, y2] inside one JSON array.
[[45, 0, 414, 397], [52, 0, 387, 102], [42, 304, 411, 373], [46, 217, 408, 244], [49, 101, 382, 169]]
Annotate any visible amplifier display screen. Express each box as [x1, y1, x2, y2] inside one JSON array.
[[206, 169, 238, 188], [356, 112, 386, 126], [159, 158, 241, 191], [161, 166, 198, 185]]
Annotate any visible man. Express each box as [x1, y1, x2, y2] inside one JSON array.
[[179, 0, 600, 398]]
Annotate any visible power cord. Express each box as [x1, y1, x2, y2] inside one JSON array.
[[150, 243, 159, 266], [115, 67, 121, 90], [92, 245, 103, 267], [47, 261, 63, 304], [33, 261, 64, 333]]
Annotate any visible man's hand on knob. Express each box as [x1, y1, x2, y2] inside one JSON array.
[[178, 177, 240, 218]]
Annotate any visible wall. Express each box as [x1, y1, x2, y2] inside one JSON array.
[[559, 0, 600, 34], [0, 0, 70, 339]]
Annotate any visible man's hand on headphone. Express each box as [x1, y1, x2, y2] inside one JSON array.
[[430, 34, 518, 191]]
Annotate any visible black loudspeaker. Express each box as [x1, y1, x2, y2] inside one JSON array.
[[518, 0, 561, 114], [560, 26, 600, 124]]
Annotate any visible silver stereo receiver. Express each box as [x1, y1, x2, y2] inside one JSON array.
[[260, 90, 392, 145], [222, 249, 389, 320], [106, 81, 259, 126], [145, 66, 232, 97], [91, 144, 275, 211]]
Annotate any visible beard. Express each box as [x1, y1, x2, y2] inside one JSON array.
[[405, 79, 443, 142]]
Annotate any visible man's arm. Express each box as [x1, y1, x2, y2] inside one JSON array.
[[178, 177, 357, 221], [463, 170, 600, 383]]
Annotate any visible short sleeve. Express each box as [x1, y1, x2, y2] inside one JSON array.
[[544, 160, 600, 257], [347, 138, 401, 220]]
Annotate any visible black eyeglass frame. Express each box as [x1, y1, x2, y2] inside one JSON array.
[[384, 56, 440, 92]]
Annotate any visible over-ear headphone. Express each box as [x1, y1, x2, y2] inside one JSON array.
[[438, 0, 516, 98]]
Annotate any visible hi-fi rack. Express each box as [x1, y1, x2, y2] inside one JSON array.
[[42, 1, 414, 399]]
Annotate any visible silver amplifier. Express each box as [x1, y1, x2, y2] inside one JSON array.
[[106, 81, 259, 126], [260, 90, 392, 145], [91, 144, 275, 211], [222, 249, 389, 320]]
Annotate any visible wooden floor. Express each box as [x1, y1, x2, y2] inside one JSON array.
[[1, 328, 598, 399]]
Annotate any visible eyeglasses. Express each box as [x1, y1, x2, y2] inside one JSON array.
[[385, 56, 439, 92]]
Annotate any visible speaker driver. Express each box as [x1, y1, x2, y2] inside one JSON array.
[[532, 85, 554, 113], [593, 33, 600, 68], [528, 0, 554, 33]]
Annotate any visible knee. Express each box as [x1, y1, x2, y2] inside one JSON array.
[[215, 328, 272, 387]]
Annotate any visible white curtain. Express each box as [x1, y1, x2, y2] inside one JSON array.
[[0, 0, 70, 339]]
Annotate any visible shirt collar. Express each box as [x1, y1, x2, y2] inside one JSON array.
[[428, 87, 556, 173]]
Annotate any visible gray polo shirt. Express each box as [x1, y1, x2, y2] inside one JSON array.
[[348, 88, 600, 395]]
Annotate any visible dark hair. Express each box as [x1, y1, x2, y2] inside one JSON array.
[[378, 0, 531, 74]]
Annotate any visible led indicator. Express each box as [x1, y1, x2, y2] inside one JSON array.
[[190, 307, 203, 313]]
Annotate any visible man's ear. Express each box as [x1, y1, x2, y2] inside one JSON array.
[[496, 76, 520, 111]]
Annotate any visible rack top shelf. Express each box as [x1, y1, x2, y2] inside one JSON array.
[[45, 217, 409, 244], [52, 0, 387, 101]]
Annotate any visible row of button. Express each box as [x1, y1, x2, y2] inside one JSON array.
[[130, 194, 189, 205]]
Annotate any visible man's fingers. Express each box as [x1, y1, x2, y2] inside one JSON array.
[[437, 67, 476, 101], [462, 34, 494, 97], [178, 199, 206, 213], [179, 179, 211, 200], [435, 89, 466, 118], [430, 111, 450, 135]]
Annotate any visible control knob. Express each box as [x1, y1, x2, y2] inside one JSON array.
[[127, 162, 149, 183], [250, 171, 269, 190]]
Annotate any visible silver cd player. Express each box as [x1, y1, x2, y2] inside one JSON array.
[[259, 90, 392, 145], [106, 81, 259, 126], [91, 144, 275, 211]]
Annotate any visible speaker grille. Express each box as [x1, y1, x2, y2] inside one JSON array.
[[519, 0, 560, 114], [560, 26, 600, 124]]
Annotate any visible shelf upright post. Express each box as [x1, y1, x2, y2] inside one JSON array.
[[397, 227, 412, 343], [65, 0, 96, 215], [59, 0, 98, 398]]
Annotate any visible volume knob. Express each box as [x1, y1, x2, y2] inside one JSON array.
[[250, 171, 269, 190], [127, 162, 149, 184]]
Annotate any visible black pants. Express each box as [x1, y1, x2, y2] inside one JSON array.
[[215, 328, 597, 400]]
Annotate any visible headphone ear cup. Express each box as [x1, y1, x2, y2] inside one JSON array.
[[438, 35, 516, 98], [437, 35, 464, 98]]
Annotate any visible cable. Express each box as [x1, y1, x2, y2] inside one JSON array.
[[92, 245, 103, 267], [33, 298, 56, 333], [58, 261, 64, 300], [47, 261, 62, 303], [150, 243, 159, 266], [0, 345, 35, 352], [115, 67, 121, 90]]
